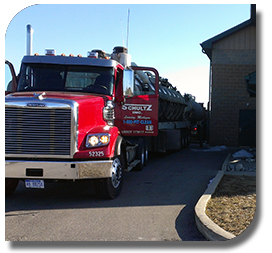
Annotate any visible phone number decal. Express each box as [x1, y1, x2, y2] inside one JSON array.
[[123, 119, 152, 125]]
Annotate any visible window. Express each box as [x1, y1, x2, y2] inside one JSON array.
[[17, 63, 114, 96], [134, 72, 155, 96], [245, 71, 256, 98]]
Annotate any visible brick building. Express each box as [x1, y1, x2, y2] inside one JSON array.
[[201, 5, 256, 147]]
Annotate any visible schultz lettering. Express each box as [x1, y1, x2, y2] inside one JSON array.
[[122, 104, 152, 112]]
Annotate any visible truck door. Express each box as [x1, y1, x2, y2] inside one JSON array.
[[115, 66, 159, 137]]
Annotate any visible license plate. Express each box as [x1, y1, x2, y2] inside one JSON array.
[[25, 179, 45, 189]]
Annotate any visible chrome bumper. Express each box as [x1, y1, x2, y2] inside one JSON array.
[[5, 160, 113, 179]]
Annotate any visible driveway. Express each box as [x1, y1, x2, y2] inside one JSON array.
[[5, 144, 230, 241]]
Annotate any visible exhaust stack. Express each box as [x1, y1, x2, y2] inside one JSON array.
[[26, 24, 33, 55]]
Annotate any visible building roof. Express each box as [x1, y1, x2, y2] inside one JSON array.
[[200, 5, 256, 60]]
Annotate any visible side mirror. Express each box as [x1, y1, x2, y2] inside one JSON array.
[[123, 69, 134, 97], [5, 60, 18, 93], [5, 64, 13, 92]]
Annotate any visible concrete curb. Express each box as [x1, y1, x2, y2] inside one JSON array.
[[195, 154, 236, 241]]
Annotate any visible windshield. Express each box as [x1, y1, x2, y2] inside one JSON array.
[[17, 63, 114, 96]]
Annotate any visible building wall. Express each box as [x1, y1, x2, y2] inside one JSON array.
[[213, 26, 256, 50], [209, 26, 256, 146]]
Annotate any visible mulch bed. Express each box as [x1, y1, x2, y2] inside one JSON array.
[[206, 175, 256, 236]]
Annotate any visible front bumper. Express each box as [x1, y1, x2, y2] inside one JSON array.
[[5, 160, 113, 180]]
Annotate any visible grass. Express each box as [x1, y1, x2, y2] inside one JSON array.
[[206, 175, 256, 236]]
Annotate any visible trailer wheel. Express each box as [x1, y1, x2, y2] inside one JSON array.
[[187, 130, 191, 147], [181, 130, 186, 149], [5, 178, 19, 196]]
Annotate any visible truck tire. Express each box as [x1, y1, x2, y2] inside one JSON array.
[[134, 138, 145, 171], [95, 154, 125, 199], [187, 129, 191, 147], [181, 129, 190, 149], [5, 178, 19, 196], [144, 139, 149, 166], [181, 130, 186, 149]]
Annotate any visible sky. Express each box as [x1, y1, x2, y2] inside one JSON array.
[[4, 3, 252, 106], [3, 3, 272, 249]]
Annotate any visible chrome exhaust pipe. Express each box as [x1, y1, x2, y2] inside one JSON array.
[[26, 24, 33, 55]]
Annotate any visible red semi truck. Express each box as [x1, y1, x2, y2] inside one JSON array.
[[5, 46, 205, 199]]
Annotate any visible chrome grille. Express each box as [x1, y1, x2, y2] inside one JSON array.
[[5, 107, 71, 156]]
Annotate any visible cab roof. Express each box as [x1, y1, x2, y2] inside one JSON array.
[[22, 55, 121, 68]]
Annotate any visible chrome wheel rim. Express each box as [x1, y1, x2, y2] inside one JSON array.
[[111, 158, 122, 188]]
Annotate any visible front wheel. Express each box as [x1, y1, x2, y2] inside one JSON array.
[[95, 154, 125, 199]]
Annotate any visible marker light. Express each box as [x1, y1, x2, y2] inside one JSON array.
[[45, 49, 56, 56], [100, 135, 109, 144]]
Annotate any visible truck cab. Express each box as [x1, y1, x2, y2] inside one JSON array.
[[5, 47, 159, 199]]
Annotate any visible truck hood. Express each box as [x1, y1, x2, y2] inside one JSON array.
[[6, 91, 110, 104], [6, 91, 111, 150]]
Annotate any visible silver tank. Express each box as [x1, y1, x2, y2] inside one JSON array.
[[136, 71, 187, 122], [131, 62, 205, 123], [183, 94, 206, 123]]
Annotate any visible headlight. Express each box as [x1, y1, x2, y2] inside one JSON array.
[[88, 136, 99, 147], [86, 133, 110, 148]]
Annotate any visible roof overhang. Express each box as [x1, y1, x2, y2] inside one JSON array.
[[200, 17, 255, 60]]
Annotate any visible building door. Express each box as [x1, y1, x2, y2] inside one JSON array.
[[239, 109, 256, 147]]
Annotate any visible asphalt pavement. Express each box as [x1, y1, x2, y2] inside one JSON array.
[[5, 144, 231, 241]]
